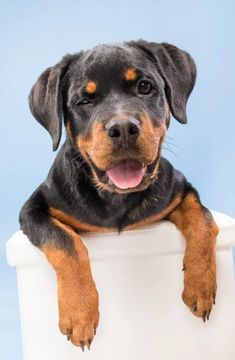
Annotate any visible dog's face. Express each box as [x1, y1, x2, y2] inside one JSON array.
[[64, 44, 169, 193], [29, 40, 196, 193]]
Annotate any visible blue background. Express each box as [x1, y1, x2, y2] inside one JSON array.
[[1, 0, 234, 358]]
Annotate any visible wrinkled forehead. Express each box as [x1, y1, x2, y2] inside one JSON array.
[[67, 43, 162, 91]]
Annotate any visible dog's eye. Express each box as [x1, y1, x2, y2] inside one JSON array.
[[137, 80, 152, 95], [75, 98, 92, 106]]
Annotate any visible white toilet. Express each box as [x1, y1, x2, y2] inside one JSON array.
[[6, 211, 235, 360]]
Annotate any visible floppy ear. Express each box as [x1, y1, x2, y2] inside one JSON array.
[[135, 40, 196, 124], [29, 57, 70, 151]]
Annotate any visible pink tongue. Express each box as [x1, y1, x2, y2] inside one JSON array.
[[106, 160, 146, 189]]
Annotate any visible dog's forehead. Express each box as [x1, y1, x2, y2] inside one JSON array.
[[69, 43, 155, 84], [85, 43, 133, 63], [84, 43, 147, 70]]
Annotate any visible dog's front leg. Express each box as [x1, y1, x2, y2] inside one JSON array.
[[20, 203, 99, 350], [167, 191, 219, 321], [43, 219, 99, 349]]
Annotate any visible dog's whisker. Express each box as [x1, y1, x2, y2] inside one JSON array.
[[162, 145, 181, 159], [164, 140, 182, 149], [164, 137, 182, 150], [165, 135, 180, 143]]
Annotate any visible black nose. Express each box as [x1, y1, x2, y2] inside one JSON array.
[[106, 118, 140, 147]]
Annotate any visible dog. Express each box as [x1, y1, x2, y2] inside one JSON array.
[[20, 40, 218, 351]]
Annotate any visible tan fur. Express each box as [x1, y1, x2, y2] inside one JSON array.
[[77, 122, 114, 170], [168, 193, 219, 319], [65, 121, 73, 142], [165, 101, 171, 128], [85, 81, 97, 94], [136, 114, 165, 165], [76, 114, 167, 192], [77, 115, 166, 171], [43, 218, 99, 347], [124, 68, 138, 81], [50, 207, 115, 233], [126, 195, 181, 230], [50, 196, 181, 233]]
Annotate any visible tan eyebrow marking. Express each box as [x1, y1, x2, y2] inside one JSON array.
[[124, 68, 138, 81], [85, 81, 97, 94]]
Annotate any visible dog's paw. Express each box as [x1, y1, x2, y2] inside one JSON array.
[[58, 282, 99, 350], [182, 263, 216, 322]]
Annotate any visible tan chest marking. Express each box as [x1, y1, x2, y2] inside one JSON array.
[[50, 207, 115, 233]]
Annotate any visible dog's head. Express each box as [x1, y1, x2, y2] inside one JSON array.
[[29, 40, 196, 193]]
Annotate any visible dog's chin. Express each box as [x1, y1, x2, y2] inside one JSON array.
[[89, 157, 160, 194]]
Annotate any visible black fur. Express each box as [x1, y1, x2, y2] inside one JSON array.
[[20, 40, 198, 253]]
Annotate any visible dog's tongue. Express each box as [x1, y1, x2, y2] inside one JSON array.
[[106, 160, 146, 189]]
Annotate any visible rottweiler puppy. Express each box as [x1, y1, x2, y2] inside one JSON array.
[[20, 40, 218, 350]]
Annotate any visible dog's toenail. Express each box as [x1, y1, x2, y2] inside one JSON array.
[[203, 311, 207, 322], [66, 329, 72, 341], [88, 338, 92, 349], [80, 341, 85, 351]]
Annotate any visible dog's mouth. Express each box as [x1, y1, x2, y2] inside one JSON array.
[[106, 160, 146, 189], [88, 156, 159, 193]]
